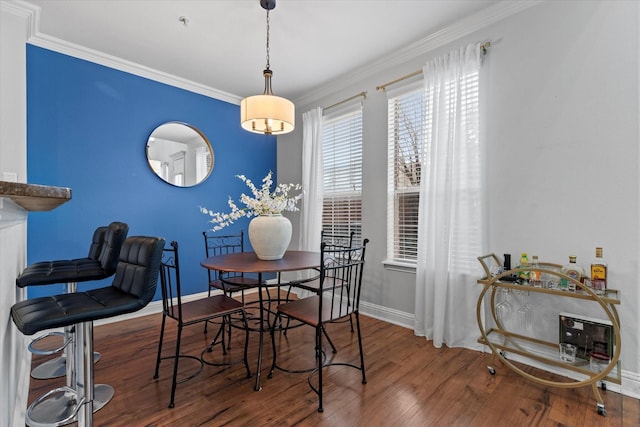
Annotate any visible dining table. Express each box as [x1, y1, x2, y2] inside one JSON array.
[[200, 250, 320, 391]]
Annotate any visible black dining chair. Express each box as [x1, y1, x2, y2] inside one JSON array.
[[269, 239, 369, 412], [154, 241, 251, 408], [202, 230, 262, 336], [283, 230, 357, 352]]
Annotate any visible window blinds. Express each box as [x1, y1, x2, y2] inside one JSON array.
[[322, 104, 363, 243], [387, 83, 425, 262]]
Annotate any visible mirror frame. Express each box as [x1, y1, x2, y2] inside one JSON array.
[[145, 121, 214, 187]]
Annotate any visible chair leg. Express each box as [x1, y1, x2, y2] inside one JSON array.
[[268, 312, 280, 379], [204, 286, 211, 333], [241, 311, 252, 378], [169, 323, 183, 408], [283, 286, 293, 335], [321, 326, 337, 354], [316, 324, 324, 413], [355, 312, 367, 384], [215, 289, 237, 348], [219, 316, 228, 354], [153, 314, 167, 379], [205, 320, 227, 355]]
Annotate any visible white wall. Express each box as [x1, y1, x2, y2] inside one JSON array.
[[0, 2, 30, 426], [279, 0, 640, 396]]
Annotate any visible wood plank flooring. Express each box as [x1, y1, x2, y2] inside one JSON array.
[[28, 304, 639, 426]]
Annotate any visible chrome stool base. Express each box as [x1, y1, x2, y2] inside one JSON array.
[[25, 384, 113, 427], [31, 356, 66, 380], [31, 353, 101, 380]]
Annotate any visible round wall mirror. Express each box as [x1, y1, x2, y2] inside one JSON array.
[[146, 122, 214, 187]]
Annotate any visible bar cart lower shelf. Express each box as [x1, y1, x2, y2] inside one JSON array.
[[476, 254, 622, 416]]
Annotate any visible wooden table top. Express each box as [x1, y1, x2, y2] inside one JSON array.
[[201, 250, 320, 274]]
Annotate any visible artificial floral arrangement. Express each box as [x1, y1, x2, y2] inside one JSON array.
[[200, 171, 303, 231]]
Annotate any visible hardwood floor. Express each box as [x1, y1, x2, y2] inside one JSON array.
[[28, 305, 639, 426]]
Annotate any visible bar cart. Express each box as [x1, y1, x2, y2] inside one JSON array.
[[476, 254, 621, 416]]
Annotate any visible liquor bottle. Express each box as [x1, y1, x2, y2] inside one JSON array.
[[590, 247, 607, 295], [529, 255, 541, 287], [561, 255, 585, 290], [503, 253, 511, 270], [519, 253, 529, 282]]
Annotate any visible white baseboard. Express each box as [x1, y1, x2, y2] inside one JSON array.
[[94, 295, 640, 399], [359, 300, 414, 330]]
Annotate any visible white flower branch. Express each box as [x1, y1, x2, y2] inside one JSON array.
[[200, 171, 303, 231]]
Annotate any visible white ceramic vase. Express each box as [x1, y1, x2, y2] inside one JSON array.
[[248, 214, 292, 260]]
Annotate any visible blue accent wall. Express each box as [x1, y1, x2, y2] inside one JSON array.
[[26, 45, 276, 299]]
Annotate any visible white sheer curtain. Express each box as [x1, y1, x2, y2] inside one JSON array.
[[299, 107, 324, 252], [414, 43, 485, 349]]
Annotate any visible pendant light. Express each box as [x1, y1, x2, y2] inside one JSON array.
[[240, 0, 295, 135]]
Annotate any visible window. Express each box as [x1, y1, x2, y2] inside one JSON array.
[[322, 104, 363, 244], [387, 82, 425, 263], [387, 73, 481, 266]]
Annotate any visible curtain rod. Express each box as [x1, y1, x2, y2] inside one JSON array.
[[376, 41, 492, 92], [325, 91, 367, 111]]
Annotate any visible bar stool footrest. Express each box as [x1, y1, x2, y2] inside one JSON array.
[[26, 384, 114, 427], [28, 331, 69, 356]]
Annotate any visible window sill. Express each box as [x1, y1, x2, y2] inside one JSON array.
[[382, 259, 416, 274]]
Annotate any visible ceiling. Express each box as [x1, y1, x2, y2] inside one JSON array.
[[24, 0, 504, 102]]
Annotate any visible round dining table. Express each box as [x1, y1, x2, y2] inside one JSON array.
[[201, 250, 320, 391]]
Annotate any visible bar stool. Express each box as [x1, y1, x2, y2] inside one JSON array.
[[11, 235, 165, 427], [16, 222, 128, 380], [15, 222, 128, 424]]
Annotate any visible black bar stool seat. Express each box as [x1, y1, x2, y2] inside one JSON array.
[[17, 258, 114, 288], [12, 286, 152, 335]]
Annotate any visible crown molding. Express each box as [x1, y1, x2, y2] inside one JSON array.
[[2, 0, 242, 105], [3, 0, 543, 108], [1, 0, 36, 24], [29, 32, 243, 105], [294, 0, 544, 107]]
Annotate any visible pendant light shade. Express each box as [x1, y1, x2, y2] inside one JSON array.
[[240, 71, 294, 135], [240, 0, 295, 135], [240, 94, 294, 134]]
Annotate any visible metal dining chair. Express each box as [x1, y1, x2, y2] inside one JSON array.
[[285, 230, 357, 348], [202, 230, 263, 335], [269, 239, 369, 412], [154, 241, 251, 408]]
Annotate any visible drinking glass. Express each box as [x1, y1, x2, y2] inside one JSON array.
[[495, 287, 512, 324], [559, 343, 577, 362], [514, 289, 533, 330]]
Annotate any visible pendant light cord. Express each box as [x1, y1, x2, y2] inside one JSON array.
[[265, 9, 271, 70]]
